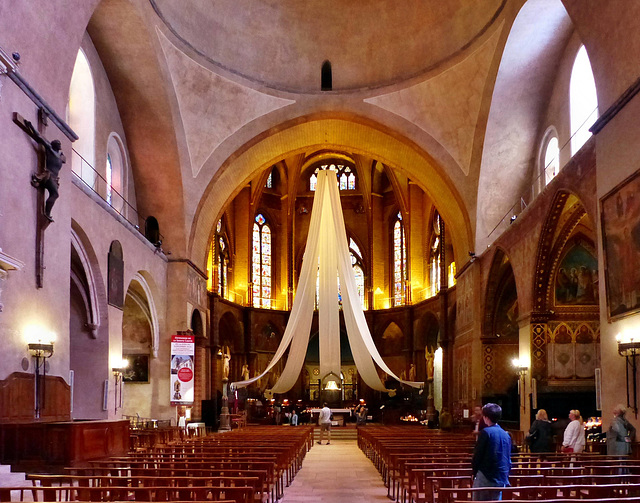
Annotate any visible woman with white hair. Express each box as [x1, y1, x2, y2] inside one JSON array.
[[607, 404, 636, 455], [562, 409, 586, 453]]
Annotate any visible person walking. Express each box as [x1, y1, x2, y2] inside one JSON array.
[[317, 402, 332, 445], [607, 404, 636, 455], [527, 409, 553, 453], [471, 403, 512, 500], [562, 409, 586, 453]]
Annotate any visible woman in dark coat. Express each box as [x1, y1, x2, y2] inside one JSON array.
[[528, 409, 553, 452]]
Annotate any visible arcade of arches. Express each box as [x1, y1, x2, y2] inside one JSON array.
[[1, 0, 639, 445]]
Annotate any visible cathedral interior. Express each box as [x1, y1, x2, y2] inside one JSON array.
[[0, 0, 639, 439]]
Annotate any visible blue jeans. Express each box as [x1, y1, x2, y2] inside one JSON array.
[[472, 471, 505, 501]]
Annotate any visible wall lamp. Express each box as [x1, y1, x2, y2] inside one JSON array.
[[112, 358, 129, 414], [25, 327, 56, 419], [512, 358, 529, 409], [512, 358, 529, 377], [616, 333, 640, 417]]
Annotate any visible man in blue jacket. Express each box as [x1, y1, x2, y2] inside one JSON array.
[[471, 403, 512, 500]]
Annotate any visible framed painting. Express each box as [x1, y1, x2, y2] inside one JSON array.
[[123, 354, 150, 383], [601, 168, 640, 319]]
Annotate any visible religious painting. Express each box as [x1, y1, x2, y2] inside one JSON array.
[[601, 169, 640, 319], [554, 243, 598, 306], [108, 241, 124, 309], [122, 354, 149, 383]]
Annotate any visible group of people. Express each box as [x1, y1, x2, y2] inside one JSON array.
[[471, 403, 637, 500], [526, 405, 636, 455]]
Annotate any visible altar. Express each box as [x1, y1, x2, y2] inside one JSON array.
[[309, 408, 352, 426]]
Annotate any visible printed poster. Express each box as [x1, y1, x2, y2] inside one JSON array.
[[170, 335, 195, 403]]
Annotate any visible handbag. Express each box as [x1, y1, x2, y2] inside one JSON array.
[[526, 429, 539, 444]]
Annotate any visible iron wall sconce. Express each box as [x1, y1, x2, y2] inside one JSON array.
[[26, 332, 55, 419], [512, 358, 529, 409], [616, 334, 640, 417], [112, 358, 129, 414]]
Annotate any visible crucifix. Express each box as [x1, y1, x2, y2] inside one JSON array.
[[14, 109, 66, 288]]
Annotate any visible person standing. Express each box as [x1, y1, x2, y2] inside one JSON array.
[[471, 403, 512, 501], [317, 402, 332, 445], [607, 404, 636, 455], [527, 409, 552, 453], [562, 409, 586, 453], [472, 406, 487, 440]]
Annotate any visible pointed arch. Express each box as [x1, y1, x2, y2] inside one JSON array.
[[70, 224, 104, 337], [68, 48, 95, 184]]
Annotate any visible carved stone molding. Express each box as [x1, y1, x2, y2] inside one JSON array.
[[0, 248, 25, 312]]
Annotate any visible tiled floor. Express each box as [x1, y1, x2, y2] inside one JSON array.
[[280, 439, 389, 503]]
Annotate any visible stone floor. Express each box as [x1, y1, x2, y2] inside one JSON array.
[[280, 439, 389, 503]]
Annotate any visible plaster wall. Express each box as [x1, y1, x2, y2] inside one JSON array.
[[596, 93, 640, 431], [69, 182, 168, 419]]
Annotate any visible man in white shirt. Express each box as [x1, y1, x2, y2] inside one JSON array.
[[317, 403, 332, 445]]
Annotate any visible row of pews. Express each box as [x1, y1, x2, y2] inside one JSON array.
[[358, 425, 640, 503], [0, 425, 314, 503]]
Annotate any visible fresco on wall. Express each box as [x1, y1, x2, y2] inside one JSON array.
[[554, 244, 598, 305]]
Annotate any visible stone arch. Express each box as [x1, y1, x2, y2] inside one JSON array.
[[190, 308, 205, 337], [69, 221, 109, 419], [532, 190, 594, 313], [483, 248, 519, 340], [124, 272, 161, 358], [379, 321, 405, 356], [219, 311, 243, 352], [189, 116, 472, 273], [476, 0, 575, 250], [70, 222, 106, 337]]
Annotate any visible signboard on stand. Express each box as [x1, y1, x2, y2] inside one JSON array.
[[170, 335, 195, 403]]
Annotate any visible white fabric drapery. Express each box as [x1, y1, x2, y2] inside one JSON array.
[[231, 170, 422, 393]]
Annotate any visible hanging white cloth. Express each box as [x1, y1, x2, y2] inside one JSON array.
[[230, 170, 422, 393]]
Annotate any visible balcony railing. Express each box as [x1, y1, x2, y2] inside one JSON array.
[[72, 148, 140, 227], [71, 149, 162, 244]]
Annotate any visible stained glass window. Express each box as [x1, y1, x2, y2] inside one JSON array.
[[106, 153, 113, 204], [429, 213, 442, 298], [252, 213, 272, 308], [313, 238, 366, 309], [266, 171, 273, 188], [310, 162, 356, 191], [211, 218, 229, 297], [394, 212, 406, 306]]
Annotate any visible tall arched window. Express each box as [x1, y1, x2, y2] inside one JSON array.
[[429, 213, 442, 298], [106, 154, 113, 204], [544, 135, 560, 185], [68, 49, 95, 186], [252, 214, 272, 308], [216, 219, 230, 298], [393, 211, 406, 306], [570, 45, 598, 156], [350, 238, 366, 309], [314, 237, 365, 309], [106, 134, 126, 214]]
